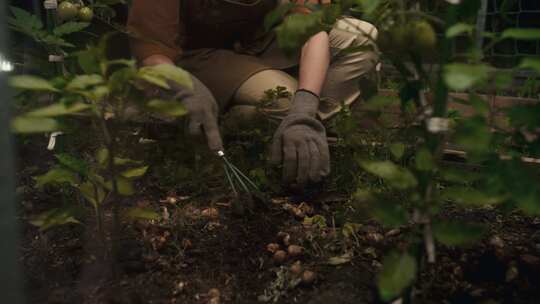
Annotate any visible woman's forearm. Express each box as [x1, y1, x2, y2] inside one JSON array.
[[298, 31, 330, 96]]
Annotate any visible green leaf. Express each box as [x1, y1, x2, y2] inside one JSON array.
[[440, 168, 484, 184], [359, 160, 418, 189], [444, 64, 491, 91], [264, 2, 296, 31], [454, 116, 492, 154], [9, 75, 59, 92], [501, 28, 540, 40], [519, 58, 540, 74], [441, 186, 505, 206], [137, 73, 170, 89], [78, 182, 106, 209], [103, 177, 135, 196], [357, 0, 383, 16], [389, 143, 406, 160], [125, 207, 160, 220], [121, 166, 149, 179], [514, 189, 540, 215], [507, 104, 540, 129], [41, 34, 75, 48], [378, 252, 417, 302], [94, 149, 142, 168], [467, 94, 490, 116], [446, 23, 474, 38], [96, 148, 109, 168], [138, 64, 192, 89], [108, 67, 136, 93], [371, 201, 408, 228], [77, 49, 101, 74], [146, 99, 188, 117], [53, 22, 90, 36], [25, 102, 91, 117], [114, 157, 142, 166], [433, 221, 485, 246], [303, 215, 327, 228], [55, 153, 89, 176], [364, 95, 400, 110], [11, 116, 60, 133], [116, 178, 135, 196], [342, 222, 362, 238], [415, 147, 434, 171], [30, 207, 80, 231], [275, 11, 325, 54], [85, 85, 110, 100], [8, 6, 43, 34], [66, 74, 104, 91], [34, 168, 78, 188]]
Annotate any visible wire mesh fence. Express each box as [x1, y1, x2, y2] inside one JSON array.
[[380, 0, 540, 90], [483, 0, 540, 68]]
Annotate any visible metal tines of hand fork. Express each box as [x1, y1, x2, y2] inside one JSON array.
[[217, 150, 260, 197]]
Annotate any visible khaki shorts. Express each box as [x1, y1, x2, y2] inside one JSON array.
[[226, 17, 379, 127]]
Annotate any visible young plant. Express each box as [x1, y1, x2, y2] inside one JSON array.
[[272, 0, 540, 302], [10, 35, 192, 258]]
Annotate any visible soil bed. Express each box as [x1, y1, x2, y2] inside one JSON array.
[[16, 138, 540, 304]]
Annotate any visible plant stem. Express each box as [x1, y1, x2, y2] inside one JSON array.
[[92, 182, 106, 256], [97, 110, 120, 277]]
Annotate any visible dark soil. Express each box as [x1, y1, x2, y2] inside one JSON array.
[[16, 137, 540, 304]]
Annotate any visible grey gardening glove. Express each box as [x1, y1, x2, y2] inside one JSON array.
[[270, 90, 330, 185], [167, 75, 224, 152]]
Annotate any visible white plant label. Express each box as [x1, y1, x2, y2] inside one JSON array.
[[44, 0, 58, 10], [48, 55, 64, 62], [427, 117, 450, 133]]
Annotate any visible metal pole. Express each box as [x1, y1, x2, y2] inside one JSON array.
[[0, 1, 25, 303], [475, 0, 489, 50]]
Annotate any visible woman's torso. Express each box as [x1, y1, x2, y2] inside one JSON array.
[[181, 0, 278, 50]]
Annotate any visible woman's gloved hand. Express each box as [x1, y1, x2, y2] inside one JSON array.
[[157, 75, 224, 152], [270, 90, 330, 185]]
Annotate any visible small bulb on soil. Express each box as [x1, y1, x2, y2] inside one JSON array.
[[506, 265, 519, 282], [173, 281, 187, 295], [208, 297, 220, 304], [489, 236, 505, 248], [201, 208, 219, 220], [292, 207, 306, 219], [287, 245, 304, 257], [207, 288, 221, 298], [181, 238, 193, 249], [290, 261, 303, 276], [367, 233, 384, 242], [298, 203, 314, 215], [282, 203, 294, 211], [301, 270, 317, 285], [167, 197, 178, 204], [273, 250, 288, 264], [277, 232, 291, 246], [266, 243, 280, 253]]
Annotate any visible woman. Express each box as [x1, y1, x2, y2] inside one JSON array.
[[127, 0, 379, 186]]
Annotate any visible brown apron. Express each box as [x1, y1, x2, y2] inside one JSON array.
[[176, 0, 297, 108]]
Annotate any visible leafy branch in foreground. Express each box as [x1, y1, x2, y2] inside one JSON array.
[[10, 34, 191, 261], [272, 0, 540, 302]]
